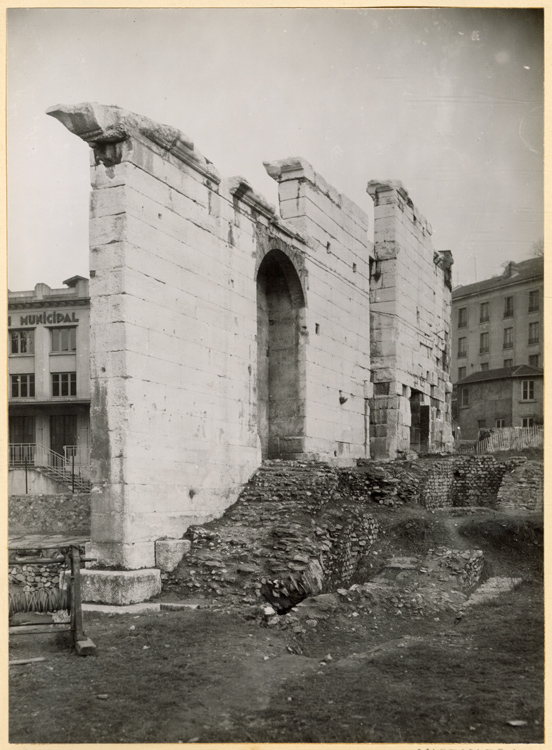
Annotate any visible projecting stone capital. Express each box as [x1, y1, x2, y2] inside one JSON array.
[[264, 156, 316, 185], [47, 102, 192, 147], [47, 102, 220, 181], [366, 179, 407, 203]]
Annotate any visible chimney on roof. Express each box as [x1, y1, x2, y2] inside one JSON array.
[[503, 261, 519, 278]]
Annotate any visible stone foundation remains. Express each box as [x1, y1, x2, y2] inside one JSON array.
[[497, 460, 543, 513]]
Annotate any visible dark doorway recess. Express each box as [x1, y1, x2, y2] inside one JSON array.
[[256, 249, 306, 459], [409, 389, 430, 454]]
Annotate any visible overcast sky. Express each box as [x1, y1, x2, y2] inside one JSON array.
[[7, 8, 544, 291]]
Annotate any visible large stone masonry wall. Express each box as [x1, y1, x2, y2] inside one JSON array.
[[265, 158, 373, 460], [367, 181, 453, 459], [48, 103, 375, 571]]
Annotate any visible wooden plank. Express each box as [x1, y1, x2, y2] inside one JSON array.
[[9, 657, 47, 666], [9, 536, 90, 551], [11, 558, 65, 565], [10, 557, 96, 565], [70, 546, 88, 653], [9, 624, 71, 635]]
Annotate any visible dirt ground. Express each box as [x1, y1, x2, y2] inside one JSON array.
[[9, 507, 543, 744]]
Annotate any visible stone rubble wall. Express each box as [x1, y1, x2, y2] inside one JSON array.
[[497, 460, 543, 512], [8, 548, 67, 600], [9, 560, 65, 594], [168, 453, 541, 606], [9, 493, 90, 535], [343, 456, 514, 510], [171, 461, 381, 610], [451, 455, 509, 508]]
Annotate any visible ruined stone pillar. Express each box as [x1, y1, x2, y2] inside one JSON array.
[[48, 103, 261, 596], [367, 180, 453, 458]]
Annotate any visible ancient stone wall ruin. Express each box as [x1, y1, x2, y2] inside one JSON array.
[[368, 181, 453, 458], [497, 460, 543, 513], [47, 102, 454, 583], [48, 103, 380, 570]]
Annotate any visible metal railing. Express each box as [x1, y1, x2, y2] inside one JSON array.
[[9, 443, 91, 491], [9, 443, 36, 467]]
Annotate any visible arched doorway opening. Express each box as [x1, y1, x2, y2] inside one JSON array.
[[256, 250, 306, 459]]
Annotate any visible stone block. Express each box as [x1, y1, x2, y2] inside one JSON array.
[[155, 539, 192, 572], [81, 568, 162, 605]]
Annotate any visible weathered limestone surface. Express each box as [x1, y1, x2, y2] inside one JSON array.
[[48, 103, 454, 585], [48, 104, 377, 571], [265, 157, 374, 461], [155, 539, 192, 572], [80, 568, 162, 605], [367, 181, 454, 458]]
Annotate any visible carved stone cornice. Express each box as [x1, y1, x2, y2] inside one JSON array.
[[8, 298, 90, 311]]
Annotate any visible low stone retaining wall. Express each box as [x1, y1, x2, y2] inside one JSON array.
[[347, 455, 539, 512], [9, 493, 90, 535], [497, 460, 543, 513], [451, 456, 508, 508]]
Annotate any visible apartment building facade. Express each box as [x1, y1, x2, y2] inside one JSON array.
[[451, 257, 543, 438], [451, 257, 543, 382]]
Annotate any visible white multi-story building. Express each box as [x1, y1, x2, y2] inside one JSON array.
[[8, 276, 91, 492]]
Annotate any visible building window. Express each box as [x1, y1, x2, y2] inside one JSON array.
[[495, 419, 505, 428], [504, 296, 514, 318], [522, 417, 535, 428], [458, 307, 467, 328], [503, 358, 513, 368], [521, 380, 534, 401], [479, 332, 489, 353], [528, 354, 539, 368], [460, 387, 469, 407], [528, 290, 539, 312], [11, 374, 35, 398], [478, 420, 486, 430], [458, 366, 466, 381], [503, 328, 513, 349], [480, 362, 489, 371], [479, 302, 489, 322], [51, 327, 77, 352], [52, 372, 77, 397], [458, 337, 467, 357], [528, 322, 539, 345], [10, 329, 35, 355]]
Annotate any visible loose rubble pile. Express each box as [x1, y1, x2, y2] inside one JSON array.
[[173, 462, 382, 612], [273, 545, 488, 632], [169, 454, 534, 613]]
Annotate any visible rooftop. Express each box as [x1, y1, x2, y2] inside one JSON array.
[[452, 257, 543, 300], [457, 364, 544, 385]]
